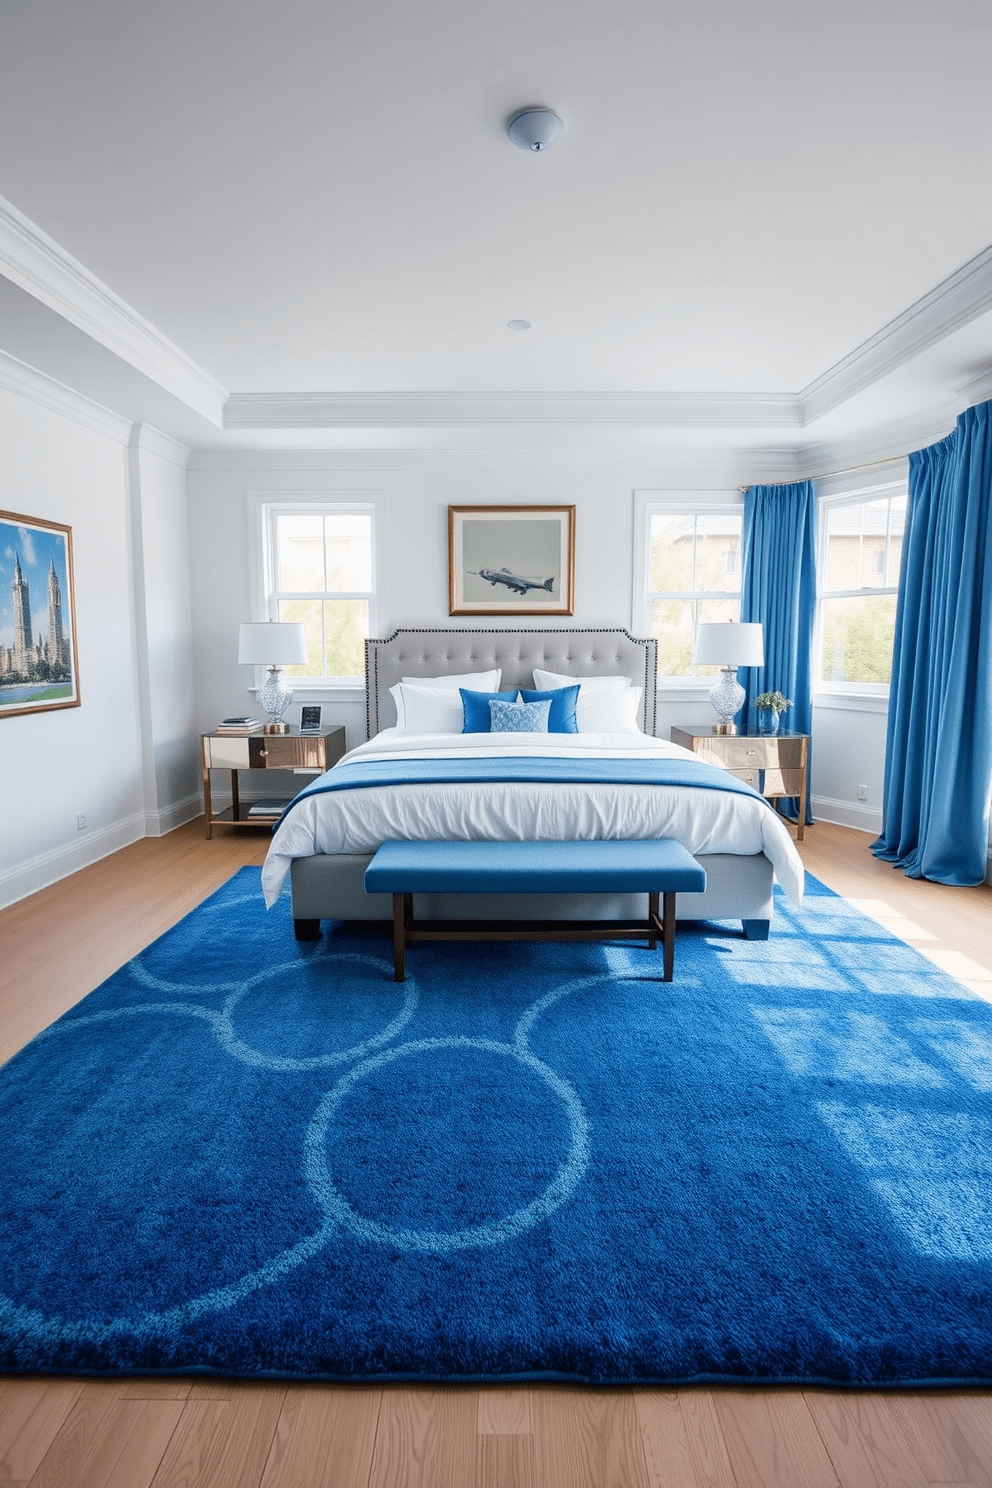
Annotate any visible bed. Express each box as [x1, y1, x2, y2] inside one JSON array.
[[262, 627, 804, 936]]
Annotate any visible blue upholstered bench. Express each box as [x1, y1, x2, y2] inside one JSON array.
[[363, 839, 707, 983]]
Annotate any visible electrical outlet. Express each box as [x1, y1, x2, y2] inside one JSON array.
[[76, 812, 88, 830], [857, 785, 868, 802]]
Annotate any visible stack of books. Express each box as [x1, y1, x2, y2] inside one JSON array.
[[214, 716, 262, 734], [247, 799, 288, 817]]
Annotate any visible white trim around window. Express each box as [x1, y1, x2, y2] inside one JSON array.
[[812, 478, 906, 707], [632, 488, 745, 689], [246, 490, 386, 692]]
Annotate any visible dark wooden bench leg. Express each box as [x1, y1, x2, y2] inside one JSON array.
[[294, 918, 320, 941], [648, 891, 659, 950], [663, 892, 675, 982], [392, 893, 405, 981]]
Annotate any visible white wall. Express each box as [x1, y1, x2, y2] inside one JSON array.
[[186, 450, 885, 832], [128, 424, 199, 833], [0, 380, 146, 905], [188, 455, 643, 749], [810, 699, 886, 834], [0, 360, 203, 907]]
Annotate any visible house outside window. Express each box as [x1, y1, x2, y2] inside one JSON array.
[[257, 502, 378, 685], [816, 488, 907, 693], [642, 506, 744, 679]]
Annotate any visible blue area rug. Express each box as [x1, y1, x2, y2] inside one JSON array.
[[3, 867, 992, 1386]]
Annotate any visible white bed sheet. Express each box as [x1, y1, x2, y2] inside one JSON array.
[[261, 729, 805, 909]]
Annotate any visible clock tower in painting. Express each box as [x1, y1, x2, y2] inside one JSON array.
[[11, 550, 32, 673], [47, 555, 66, 667]]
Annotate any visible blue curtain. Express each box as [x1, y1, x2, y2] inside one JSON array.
[[739, 480, 817, 824], [872, 401, 992, 885]]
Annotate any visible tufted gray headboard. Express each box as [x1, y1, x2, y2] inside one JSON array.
[[365, 628, 658, 738]]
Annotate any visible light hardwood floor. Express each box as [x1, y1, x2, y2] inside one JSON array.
[[2, 818, 992, 1488]]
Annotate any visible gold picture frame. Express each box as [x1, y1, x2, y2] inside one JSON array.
[[448, 505, 576, 616], [0, 509, 81, 718]]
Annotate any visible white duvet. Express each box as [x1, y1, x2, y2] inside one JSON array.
[[261, 729, 805, 908]]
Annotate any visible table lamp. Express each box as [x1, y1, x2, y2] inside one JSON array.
[[693, 621, 764, 735], [238, 621, 308, 733]]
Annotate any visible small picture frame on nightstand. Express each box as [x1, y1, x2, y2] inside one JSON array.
[[300, 705, 322, 733]]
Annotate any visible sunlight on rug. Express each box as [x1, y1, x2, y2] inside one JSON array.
[[2, 867, 992, 1386]]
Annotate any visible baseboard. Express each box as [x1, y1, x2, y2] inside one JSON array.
[[810, 795, 883, 834], [0, 813, 146, 911], [143, 793, 202, 837]]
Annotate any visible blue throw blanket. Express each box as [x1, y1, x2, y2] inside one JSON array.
[[278, 753, 770, 827]]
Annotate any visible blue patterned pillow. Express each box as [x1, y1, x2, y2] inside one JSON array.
[[489, 698, 552, 733]]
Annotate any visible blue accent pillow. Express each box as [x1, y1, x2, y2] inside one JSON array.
[[460, 687, 518, 733], [489, 698, 552, 733], [519, 685, 580, 734]]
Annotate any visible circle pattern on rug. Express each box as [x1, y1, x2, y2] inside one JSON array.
[[0, 893, 597, 1341], [305, 1036, 589, 1251]]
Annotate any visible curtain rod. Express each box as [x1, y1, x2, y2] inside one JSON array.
[[738, 451, 909, 493]]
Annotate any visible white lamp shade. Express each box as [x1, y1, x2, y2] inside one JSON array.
[[693, 621, 764, 668], [238, 622, 308, 666]]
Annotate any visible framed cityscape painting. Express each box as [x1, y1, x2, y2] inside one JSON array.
[[448, 505, 576, 615], [0, 510, 80, 718]]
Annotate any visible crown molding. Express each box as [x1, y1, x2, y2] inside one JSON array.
[[796, 403, 958, 485], [799, 243, 992, 426], [955, 365, 992, 407], [128, 422, 191, 469], [0, 194, 227, 426], [222, 390, 801, 430], [0, 346, 131, 443], [187, 444, 808, 475]]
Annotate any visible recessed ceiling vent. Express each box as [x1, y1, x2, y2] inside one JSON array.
[[506, 107, 564, 152]]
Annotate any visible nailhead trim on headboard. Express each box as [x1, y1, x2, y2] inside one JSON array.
[[364, 627, 658, 739]]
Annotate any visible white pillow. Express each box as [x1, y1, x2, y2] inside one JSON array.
[[389, 682, 466, 734], [532, 669, 631, 692], [531, 669, 639, 731], [400, 669, 501, 691], [576, 686, 644, 734]]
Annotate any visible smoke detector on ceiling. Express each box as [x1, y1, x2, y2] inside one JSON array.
[[506, 107, 564, 152]]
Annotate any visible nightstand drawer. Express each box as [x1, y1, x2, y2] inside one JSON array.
[[716, 739, 782, 769], [762, 767, 805, 797], [254, 734, 331, 771], [728, 767, 760, 786], [206, 736, 251, 769]]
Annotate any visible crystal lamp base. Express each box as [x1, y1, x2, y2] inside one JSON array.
[[258, 665, 294, 734], [708, 667, 745, 735]]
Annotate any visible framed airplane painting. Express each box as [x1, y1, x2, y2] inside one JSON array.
[[448, 505, 575, 616], [0, 509, 81, 719]]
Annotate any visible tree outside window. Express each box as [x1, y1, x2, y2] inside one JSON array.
[[817, 493, 906, 688], [267, 508, 375, 681], [648, 511, 743, 677]]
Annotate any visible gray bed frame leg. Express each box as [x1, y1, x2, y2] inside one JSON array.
[[742, 918, 770, 940], [294, 918, 321, 941]]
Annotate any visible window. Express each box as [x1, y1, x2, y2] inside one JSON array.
[[645, 508, 744, 678], [816, 488, 907, 691], [261, 503, 377, 684]]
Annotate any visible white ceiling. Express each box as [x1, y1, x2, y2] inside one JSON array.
[[1, 0, 991, 455]]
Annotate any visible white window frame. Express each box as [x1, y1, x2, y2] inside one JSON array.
[[813, 478, 907, 709], [633, 489, 745, 696], [247, 491, 385, 694]]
